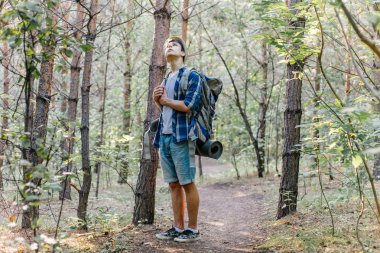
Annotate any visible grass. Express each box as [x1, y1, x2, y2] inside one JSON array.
[[253, 173, 380, 253]]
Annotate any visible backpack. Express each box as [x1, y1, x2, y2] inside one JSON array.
[[179, 67, 223, 142]]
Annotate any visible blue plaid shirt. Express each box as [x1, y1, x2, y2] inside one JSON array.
[[153, 66, 208, 148]]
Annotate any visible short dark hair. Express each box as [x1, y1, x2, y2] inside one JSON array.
[[164, 36, 187, 62]]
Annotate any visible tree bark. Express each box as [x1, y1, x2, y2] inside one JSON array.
[[133, 0, 170, 225], [313, 54, 321, 163], [181, 0, 189, 43], [77, 0, 99, 227], [25, 6, 58, 228], [256, 41, 268, 177], [21, 31, 37, 229], [0, 41, 10, 191], [277, 0, 305, 219], [60, 2, 85, 200]]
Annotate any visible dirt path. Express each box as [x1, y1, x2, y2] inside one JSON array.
[[0, 158, 279, 252], [127, 158, 278, 253]]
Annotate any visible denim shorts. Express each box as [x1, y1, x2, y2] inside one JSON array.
[[159, 134, 196, 185]]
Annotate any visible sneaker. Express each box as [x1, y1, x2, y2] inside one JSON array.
[[155, 227, 181, 240], [174, 229, 200, 242]]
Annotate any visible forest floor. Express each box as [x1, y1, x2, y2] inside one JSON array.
[[1, 158, 379, 252]]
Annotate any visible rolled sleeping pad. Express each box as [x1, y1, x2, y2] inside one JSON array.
[[150, 118, 160, 132], [195, 139, 223, 160], [150, 118, 223, 159]]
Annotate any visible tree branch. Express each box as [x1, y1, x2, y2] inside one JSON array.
[[336, 0, 380, 59]]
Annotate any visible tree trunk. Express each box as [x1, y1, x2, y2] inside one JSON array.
[[345, 60, 352, 96], [181, 0, 189, 43], [313, 55, 321, 163], [133, 0, 170, 225], [197, 24, 203, 178], [274, 88, 281, 175], [25, 6, 58, 228], [60, 2, 85, 200], [119, 0, 134, 184], [277, 0, 305, 219], [94, 0, 115, 198], [256, 41, 268, 177], [21, 31, 37, 229], [0, 41, 10, 191], [232, 151, 240, 180], [373, 3, 380, 180], [77, 0, 99, 227]]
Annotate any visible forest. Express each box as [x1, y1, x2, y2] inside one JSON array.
[[0, 0, 379, 252]]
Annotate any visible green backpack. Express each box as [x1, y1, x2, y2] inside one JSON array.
[[179, 67, 223, 142]]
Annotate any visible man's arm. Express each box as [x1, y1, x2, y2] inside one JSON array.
[[159, 97, 191, 113], [158, 72, 201, 113]]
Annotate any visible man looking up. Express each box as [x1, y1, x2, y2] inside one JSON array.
[[152, 36, 202, 242]]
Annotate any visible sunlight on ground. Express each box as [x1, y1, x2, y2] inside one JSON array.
[[204, 221, 224, 226], [61, 234, 98, 252], [233, 191, 251, 198]]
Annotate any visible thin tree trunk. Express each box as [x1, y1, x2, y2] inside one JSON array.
[[95, 0, 115, 198], [197, 156, 203, 179], [133, 0, 170, 225], [274, 90, 280, 175], [256, 41, 268, 177], [77, 0, 99, 227], [372, 3, 380, 180], [232, 151, 240, 180], [60, 4, 70, 116], [277, 0, 305, 219], [313, 56, 321, 164], [266, 111, 272, 174], [201, 21, 262, 178], [26, 7, 58, 228], [60, 2, 85, 200], [181, 0, 189, 43], [345, 60, 352, 96], [60, 76, 68, 114], [197, 21, 203, 178], [0, 41, 10, 191], [58, 1, 70, 199], [119, 0, 134, 184], [21, 31, 37, 229]]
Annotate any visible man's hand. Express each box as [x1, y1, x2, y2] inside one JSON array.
[[158, 89, 169, 106], [153, 84, 190, 113], [153, 85, 164, 102]]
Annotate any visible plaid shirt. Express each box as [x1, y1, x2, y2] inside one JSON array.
[[153, 66, 206, 148]]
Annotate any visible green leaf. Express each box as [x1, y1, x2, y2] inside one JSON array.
[[62, 48, 73, 57], [25, 47, 35, 56], [79, 44, 96, 52], [43, 183, 62, 192], [352, 155, 362, 169]]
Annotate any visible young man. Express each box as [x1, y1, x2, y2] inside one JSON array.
[[152, 36, 202, 242]]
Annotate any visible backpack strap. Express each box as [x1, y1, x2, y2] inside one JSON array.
[[163, 71, 171, 87], [179, 67, 196, 93]]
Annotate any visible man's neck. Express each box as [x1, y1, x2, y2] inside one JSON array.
[[167, 57, 185, 73]]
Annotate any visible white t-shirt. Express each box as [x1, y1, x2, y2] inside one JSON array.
[[162, 71, 178, 134]]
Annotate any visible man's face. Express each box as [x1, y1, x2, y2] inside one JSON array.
[[165, 40, 185, 59]]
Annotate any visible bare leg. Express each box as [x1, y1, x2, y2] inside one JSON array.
[[183, 182, 199, 229], [169, 182, 185, 229]]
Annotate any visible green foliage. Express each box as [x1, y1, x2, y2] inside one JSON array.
[[87, 208, 122, 233]]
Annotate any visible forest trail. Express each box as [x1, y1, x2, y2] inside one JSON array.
[[126, 158, 279, 253]]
